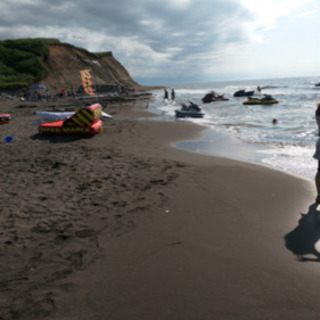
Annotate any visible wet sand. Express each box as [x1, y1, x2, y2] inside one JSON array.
[[0, 95, 319, 320]]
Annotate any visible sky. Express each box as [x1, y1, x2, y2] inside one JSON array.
[[0, 0, 319, 85]]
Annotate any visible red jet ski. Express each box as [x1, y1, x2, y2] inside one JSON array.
[[202, 91, 229, 103]]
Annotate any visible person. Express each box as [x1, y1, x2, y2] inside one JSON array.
[[164, 89, 168, 100], [313, 137, 320, 203], [171, 89, 175, 100], [314, 103, 320, 202], [315, 103, 320, 135], [262, 94, 272, 101], [211, 91, 217, 98], [45, 89, 50, 101], [71, 87, 75, 98], [188, 101, 200, 110]]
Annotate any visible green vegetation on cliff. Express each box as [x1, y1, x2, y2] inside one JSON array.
[[0, 38, 112, 91], [0, 38, 50, 90]]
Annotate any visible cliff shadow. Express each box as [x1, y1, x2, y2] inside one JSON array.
[[284, 203, 320, 262]]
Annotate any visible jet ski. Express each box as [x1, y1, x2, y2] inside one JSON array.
[[233, 90, 255, 97], [243, 95, 279, 105], [314, 82, 320, 88], [175, 102, 204, 118], [202, 91, 229, 103]]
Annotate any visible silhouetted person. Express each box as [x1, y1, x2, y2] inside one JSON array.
[[164, 89, 168, 100], [284, 203, 320, 261], [314, 103, 320, 202], [171, 89, 175, 100], [315, 103, 320, 135], [314, 138, 320, 203]]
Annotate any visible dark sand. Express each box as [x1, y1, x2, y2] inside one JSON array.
[[0, 96, 319, 320]]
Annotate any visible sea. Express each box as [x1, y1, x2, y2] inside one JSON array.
[[145, 76, 320, 182]]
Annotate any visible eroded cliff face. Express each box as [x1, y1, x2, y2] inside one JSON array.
[[42, 45, 146, 93]]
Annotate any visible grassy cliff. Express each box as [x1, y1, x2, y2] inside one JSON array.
[[0, 38, 113, 91]]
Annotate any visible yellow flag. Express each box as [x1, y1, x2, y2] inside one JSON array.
[[80, 69, 95, 96]]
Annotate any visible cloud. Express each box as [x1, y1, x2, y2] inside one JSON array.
[[168, 0, 193, 10], [0, 0, 317, 84], [240, 0, 316, 29], [295, 8, 318, 19]]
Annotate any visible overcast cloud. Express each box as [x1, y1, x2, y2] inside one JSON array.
[[0, 0, 318, 84]]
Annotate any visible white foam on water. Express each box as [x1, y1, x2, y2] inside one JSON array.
[[258, 144, 316, 181]]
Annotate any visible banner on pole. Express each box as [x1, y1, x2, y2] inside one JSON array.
[[80, 69, 95, 96]]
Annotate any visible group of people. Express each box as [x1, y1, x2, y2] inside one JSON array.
[[164, 89, 175, 101], [23, 89, 51, 102]]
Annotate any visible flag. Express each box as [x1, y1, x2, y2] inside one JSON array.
[[80, 69, 95, 96]]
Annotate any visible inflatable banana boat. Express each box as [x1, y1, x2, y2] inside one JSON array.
[[39, 104, 103, 136]]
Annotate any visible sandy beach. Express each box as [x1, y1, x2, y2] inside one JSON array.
[[0, 95, 319, 319]]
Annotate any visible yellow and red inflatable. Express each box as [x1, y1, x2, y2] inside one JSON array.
[[39, 104, 103, 136]]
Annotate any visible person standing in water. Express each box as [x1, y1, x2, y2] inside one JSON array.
[[163, 89, 169, 100], [171, 89, 175, 101]]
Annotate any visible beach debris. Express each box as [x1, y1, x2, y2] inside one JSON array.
[[4, 136, 14, 143], [31, 84, 46, 90], [0, 113, 11, 124], [169, 241, 182, 246], [92, 179, 103, 184], [35, 110, 112, 122]]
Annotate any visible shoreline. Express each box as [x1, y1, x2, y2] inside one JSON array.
[[1, 96, 319, 319], [144, 103, 314, 182]]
